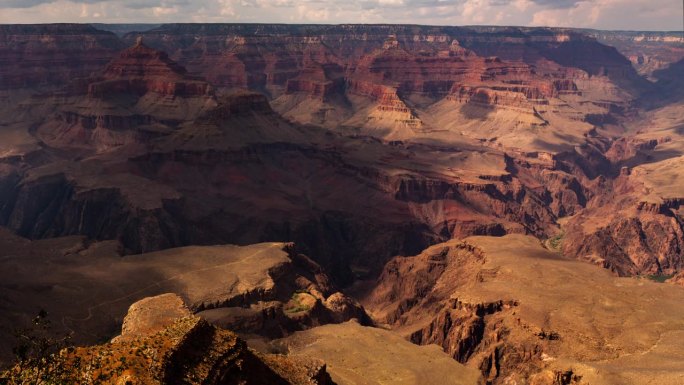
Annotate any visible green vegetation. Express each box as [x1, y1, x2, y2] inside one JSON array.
[[0, 310, 74, 385], [284, 292, 313, 314], [0, 311, 130, 385], [646, 274, 675, 283], [547, 232, 564, 251]]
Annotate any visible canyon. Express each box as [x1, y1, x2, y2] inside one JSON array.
[[0, 23, 683, 384]]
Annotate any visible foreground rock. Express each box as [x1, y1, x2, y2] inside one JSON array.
[[279, 321, 481, 385], [361, 234, 684, 385], [2, 293, 335, 385]]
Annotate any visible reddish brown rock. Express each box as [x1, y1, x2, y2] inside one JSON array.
[[88, 38, 211, 99], [4, 293, 336, 385], [667, 271, 684, 286], [0, 24, 123, 90], [360, 235, 684, 384]]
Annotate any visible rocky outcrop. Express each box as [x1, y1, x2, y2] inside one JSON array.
[[562, 210, 684, 276], [195, 246, 371, 337], [408, 299, 519, 362], [361, 235, 684, 384], [1, 293, 335, 385], [33, 39, 215, 151], [87, 38, 211, 99], [362, 241, 532, 383]]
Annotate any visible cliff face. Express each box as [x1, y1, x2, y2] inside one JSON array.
[[0, 23, 682, 293], [113, 24, 639, 147], [361, 235, 684, 385], [586, 30, 684, 78], [88, 38, 211, 99], [31, 39, 215, 151], [0, 24, 123, 90]]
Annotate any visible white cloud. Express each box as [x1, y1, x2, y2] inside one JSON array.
[[378, 0, 405, 6], [0, 0, 680, 30]]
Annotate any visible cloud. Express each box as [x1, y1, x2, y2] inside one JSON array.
[[0, 0, 189, 9], [0, 0, 680, 30], [530, 0, 583, 9]]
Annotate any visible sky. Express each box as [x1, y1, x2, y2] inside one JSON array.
[[0, 0, 681, 31]]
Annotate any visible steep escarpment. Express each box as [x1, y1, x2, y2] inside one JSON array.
[[586, 30, 684, 78], [0, 24, 123, 90], [651, 57, 684, 101], [360, 235, 684, 385], [559, 153, 684, 276], [0, 164, 185, 253], [560, 188, 684, 276], [118, 24, 637, 150]]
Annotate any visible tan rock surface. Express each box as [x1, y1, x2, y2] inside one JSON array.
[[0, 234, 365, 358], [281, 320, 481, 385], [114, 293, 191, 342], [361, 234, 684, 384]]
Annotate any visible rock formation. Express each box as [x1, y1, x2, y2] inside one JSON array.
[[1, 23, 682, 283], [1, 24, 684, 384], [280, 320, 481, 385], [0, 293, 335, 385], [360, 235, 684, 384], [0, 233, 367, 358], [0, 24, 123, 90], [35, 38, 215, 151]]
